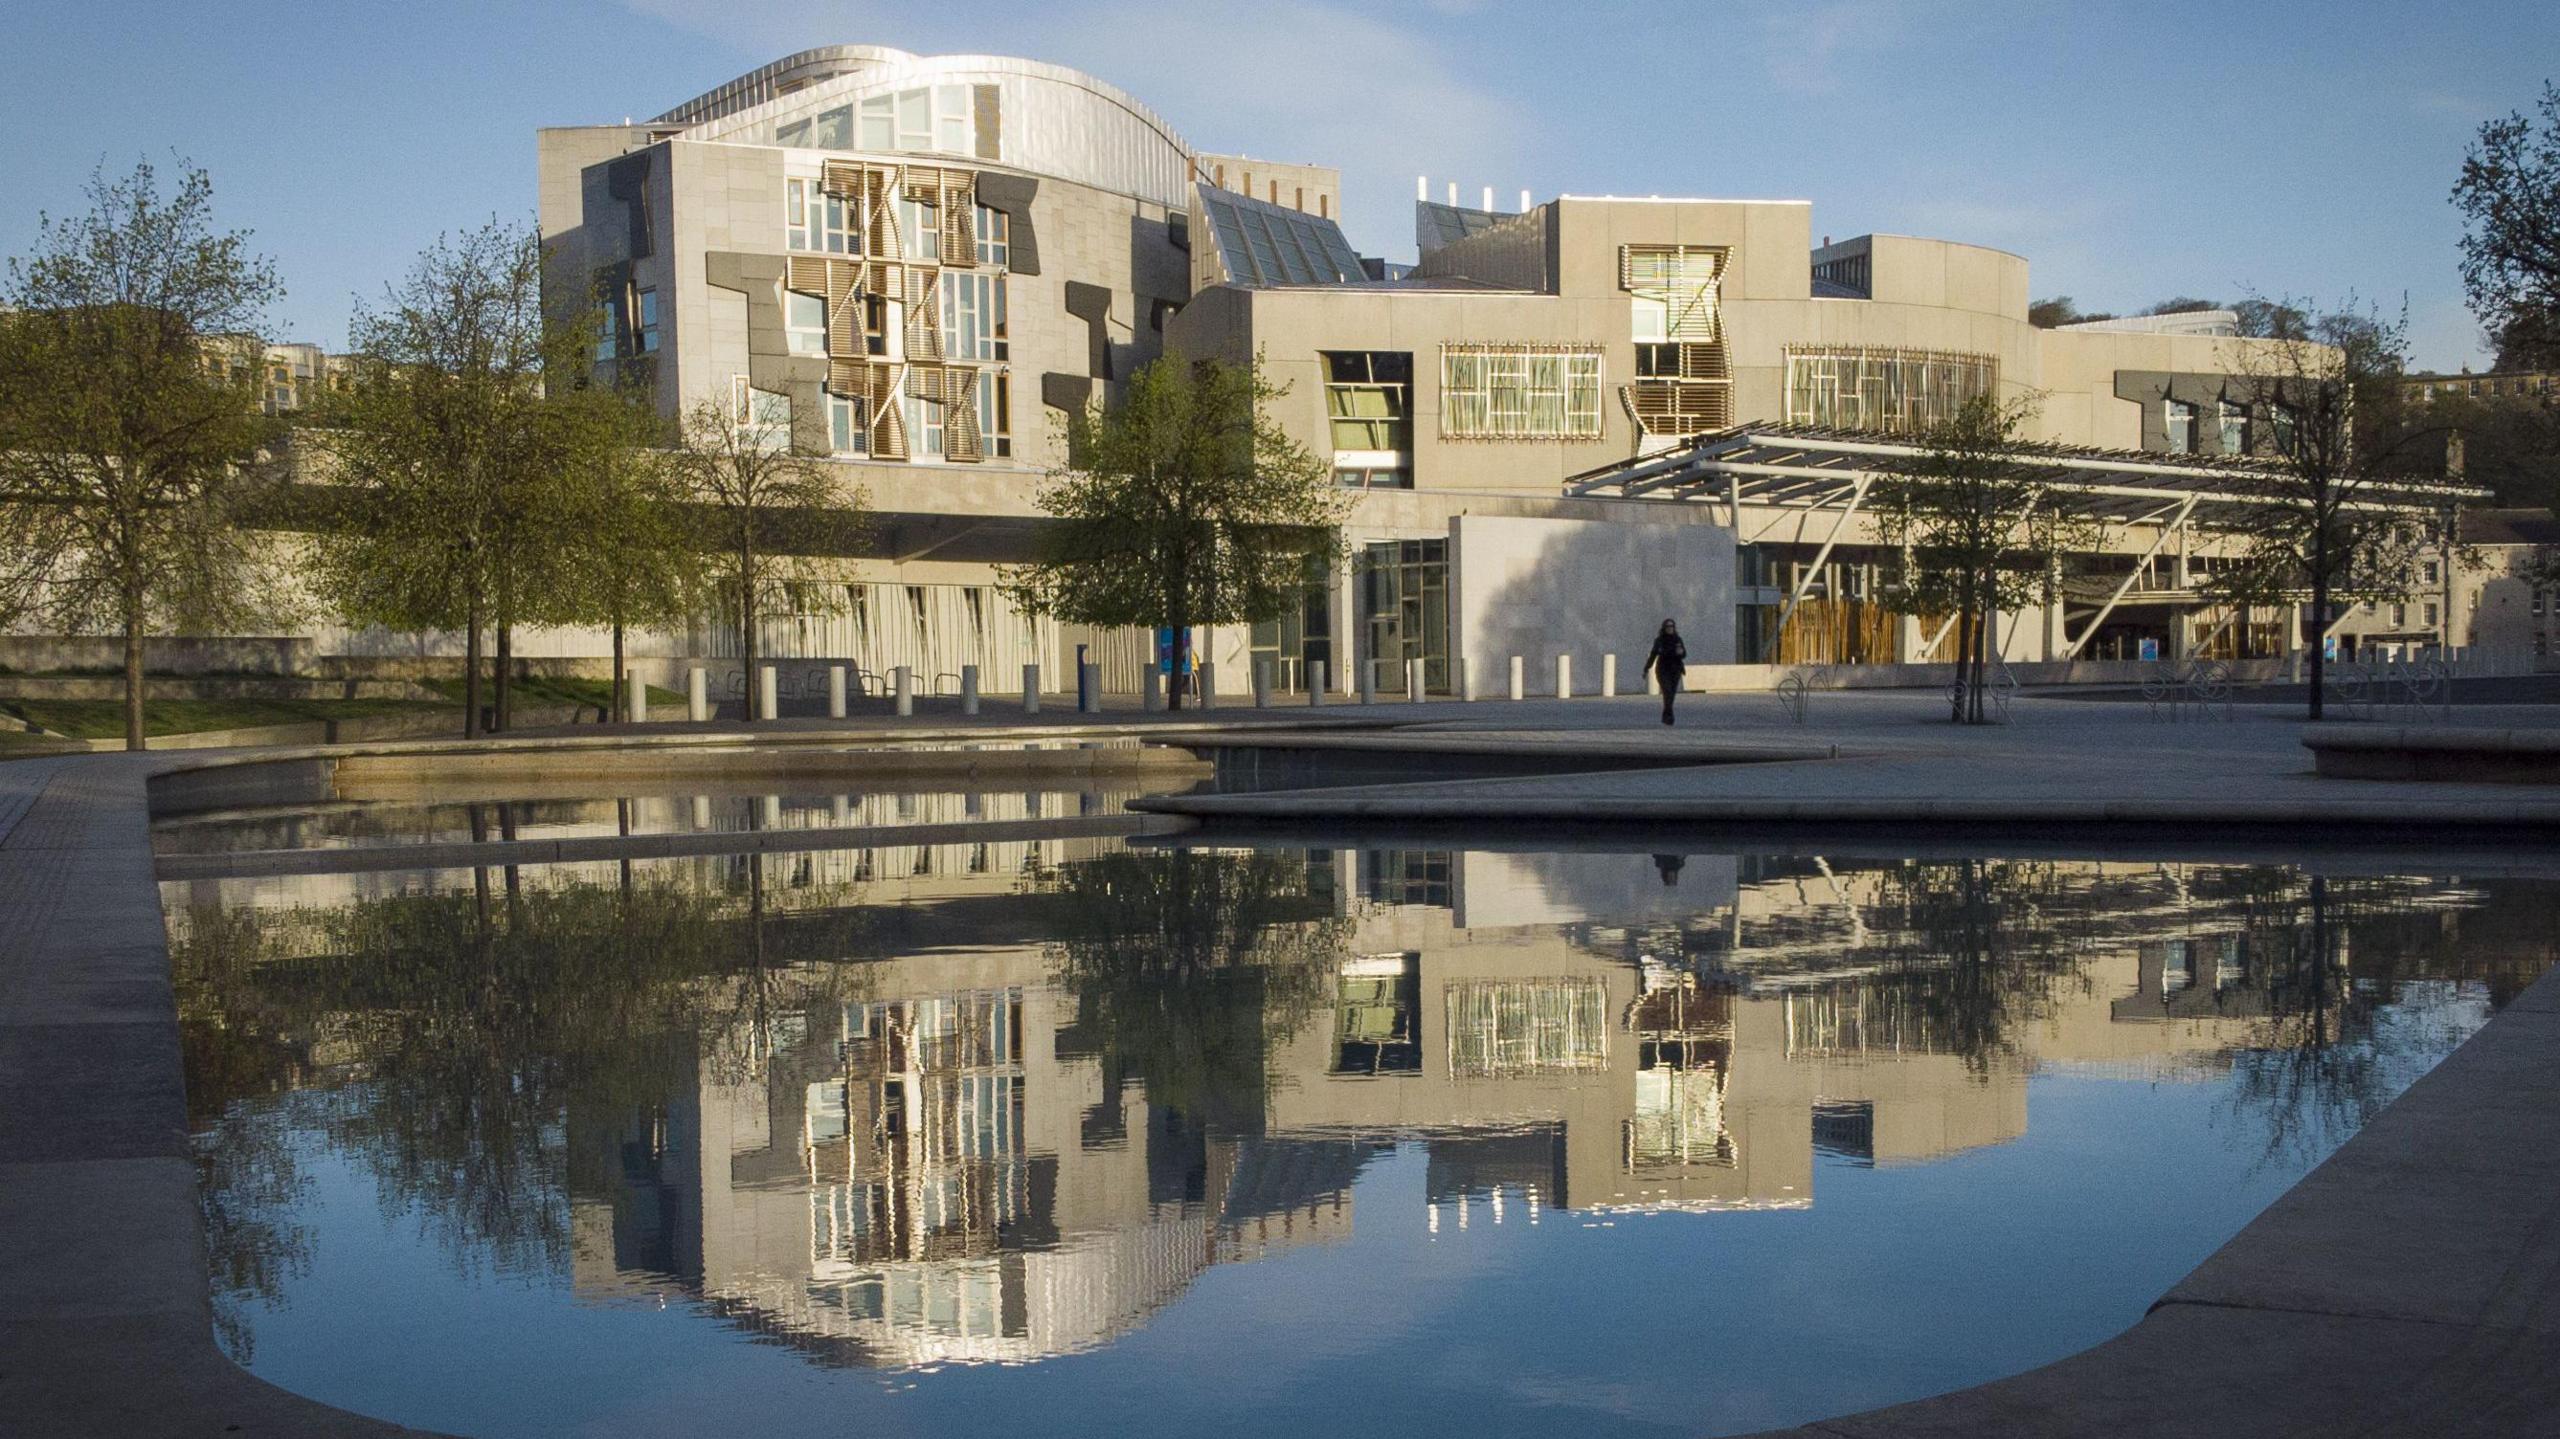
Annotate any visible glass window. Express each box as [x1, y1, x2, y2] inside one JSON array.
[[1782, 348, 1994, 432], [976, 371, 1011, 459], [934, 85, 969, 152], [1323, 351, 1412, 454], [2164, 399, 2196, 454], [942, 271, 1007, 361], [857, 95, 894, 150], [1439, 345, 1601, 440], [2218, 401, 2249, 454], [827, 393, 867, 455], [898, 196, 938, 258], [812, 106, 852, 150], [776, 118, 812, 148], [785, 179, 854, 254], [593, 296, 620, 363], [974, 205, 1009, 268], [896, 88, 929, 149], [786, 292, 827, 355], [903, 387, 947, 459], [636, 289, 659, 355], [731, 377, 791, 453]]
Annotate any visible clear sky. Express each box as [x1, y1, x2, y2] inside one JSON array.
[[4, 0, 2550, 370]]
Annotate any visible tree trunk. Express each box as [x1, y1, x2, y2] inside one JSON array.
[[1950, 573, 1975, 723], [1167, 618, 1190, 711], [739, 569, 758, 716], [2307, 514, 2329, 722], [610, 621, 626, 723], [494, 623, 514, 733], [463, 601, 485, 739], [122, 591, 146, 753]]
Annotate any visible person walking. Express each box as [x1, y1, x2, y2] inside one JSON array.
[[1645, 619, 1688, 725]]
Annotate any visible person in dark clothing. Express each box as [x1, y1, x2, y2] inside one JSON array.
[[1645, 619, 1687, 725]]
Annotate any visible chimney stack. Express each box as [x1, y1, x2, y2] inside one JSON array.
[[1481, 185, 1493, 211], [1520, 189, 1532, 212], [1417, 175, 1428, 202], [1447, 181, 1458, 206]]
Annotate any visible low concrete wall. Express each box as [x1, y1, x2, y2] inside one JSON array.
[[0, 676, 442, 702], [0, 635, 315, 676], [2306, 724, 2560, 782], [1684, 657, 2291, 692]]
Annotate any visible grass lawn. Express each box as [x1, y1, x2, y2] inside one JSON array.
[[0, 696, 453, 740]]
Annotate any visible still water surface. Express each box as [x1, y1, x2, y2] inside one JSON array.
[[167, 837, 2555, 1438]]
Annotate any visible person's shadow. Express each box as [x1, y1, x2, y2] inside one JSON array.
[[1653, 853, 1685, 886]]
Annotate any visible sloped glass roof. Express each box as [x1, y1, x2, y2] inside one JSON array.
[[1196, 183, 1366, 287]]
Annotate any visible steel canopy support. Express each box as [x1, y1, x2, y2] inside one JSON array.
[[2061, 495, 2196, 660], [1762, 475, 1873, 661]]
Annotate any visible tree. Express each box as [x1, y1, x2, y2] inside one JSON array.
[[311, 219, 612, 736], [558, 401, 702, 718], [1872, 393, 2095, 723], [0, 159, 288, 750], [2454, 82, 2560, 370], [1003, 355, 1346, 709], [2207, 299, 2462, 720], [665, 394, 865, 690]]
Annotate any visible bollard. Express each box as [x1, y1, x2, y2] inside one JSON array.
[[1509, 655, 1525, 702], [1142, 666, 1165, 712], [830, 794, 852, 827], [1557, 654, 1573, 699], [1358, 658, 1377, 705], [1023, 663, 1041, 714], [760, 795, 783, 830], [1195, 662, 1215, 711], [690, 794, 712, 830], [758, 665, 779, 721], [688, 666, 708, 722], [1308, 659, 1327, 706], [1080, 662, 1102, 714], [1402, 656, 1422, 702], [1458, 656, 1475, 702], [893, 665, 913, 717], [626, 667, 647, 723], [828, 664, 847, 719], [1602, 654, 1618, 699], [962, 664, 980, 716], [1253, 658, 1272, 708]]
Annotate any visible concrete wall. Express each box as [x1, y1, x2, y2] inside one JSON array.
[[1450, 513, 1737, 689]]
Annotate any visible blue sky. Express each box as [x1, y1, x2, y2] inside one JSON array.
[[4, 0, 2550, 369]]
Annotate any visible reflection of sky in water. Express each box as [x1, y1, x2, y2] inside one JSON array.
[[173, 847, 2547, 1439]]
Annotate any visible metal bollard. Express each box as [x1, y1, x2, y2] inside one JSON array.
[[830, 794, 852, 826], [1023, 663, 1041, 714], [1080, 662, 1102, 714], [1142, 666, 1164, 712], [690, 794, 712, 830], [1195, 661, 1215, 711], [688, 666, 708, 722], [758, 665, 778, 721], [828, 664, 847, 719], [760, 795, 783, 830], [1253, 658, 1273, 708], [1308, 660, 1327, 706], [626, 667, 647, 723], [1602, 654, 1618, 699], [893, 665, 913, 717], [1407, 657, 1426, 702], [1557, 654, 1574, 699], [962, 664, 980, 716], [1458, 656, 1475, 702], [1358, 658, 1377, 705], [1509, 656, 1525, 702]]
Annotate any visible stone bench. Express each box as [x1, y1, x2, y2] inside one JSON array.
[[2304, 724, 2560, 782]]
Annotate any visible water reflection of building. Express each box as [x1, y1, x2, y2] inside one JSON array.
[[269, 840, 2482, 1371]]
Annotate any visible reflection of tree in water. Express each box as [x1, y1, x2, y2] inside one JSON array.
[[174, 857, 880, 1360], [1043, 848, 1347, 1125], [2219, 873, 2559, 1172], [1863, 859, 2102, 1074]]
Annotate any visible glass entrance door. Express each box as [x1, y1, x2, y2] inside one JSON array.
[[1359, 539, 1449, 694]]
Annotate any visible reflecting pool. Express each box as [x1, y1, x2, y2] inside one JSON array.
[[168, 840, 2558, 1438]]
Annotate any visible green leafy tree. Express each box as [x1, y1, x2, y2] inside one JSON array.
[[311, 219, 620, 735], [1871, 393, 2095, 723], [665, 395, 866, 688], [1003, 355, 1346, 709], [559, 402, 703, 717], [2454, 81, 2560, 369], [0, 159, 290, 750]]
